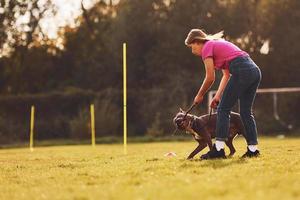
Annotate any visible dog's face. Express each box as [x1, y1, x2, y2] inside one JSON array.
[[173, 108, 191, 130]]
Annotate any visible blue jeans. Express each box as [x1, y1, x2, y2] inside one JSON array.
[[216, 56, 262, 145]]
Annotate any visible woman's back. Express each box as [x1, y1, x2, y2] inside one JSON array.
[[202, 40, 248, 69]]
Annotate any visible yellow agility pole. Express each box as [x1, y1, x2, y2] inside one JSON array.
[[90, 104, 96, 147], [29, 105, 35, 152], [123, 43, 127, 155]]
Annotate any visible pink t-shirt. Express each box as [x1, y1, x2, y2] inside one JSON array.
[[201, 40, 248, 69]]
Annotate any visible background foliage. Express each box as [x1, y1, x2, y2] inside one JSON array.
[[0, 0, 299, 143]]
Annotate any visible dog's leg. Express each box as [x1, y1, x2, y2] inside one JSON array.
[[187, 141, 207, 160], [203, 129, 213, 150], [226, 134, 237, 156]]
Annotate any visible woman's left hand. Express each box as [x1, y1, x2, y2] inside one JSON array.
[[193, 95, 204, 105], [210, 95, 221, 109]]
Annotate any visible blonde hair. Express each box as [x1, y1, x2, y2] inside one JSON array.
[[184, 29, 224, 45]]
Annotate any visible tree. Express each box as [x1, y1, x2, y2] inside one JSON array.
[[0, 0, 57, 94]]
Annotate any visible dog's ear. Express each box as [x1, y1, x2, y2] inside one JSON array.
[[179, 108, 184, 113], [172, 116, 177, 124]]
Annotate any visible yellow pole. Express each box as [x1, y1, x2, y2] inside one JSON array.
[[29, 105, 35, 152], [90, 104, 96, 147], [123, 43, 127, 155]]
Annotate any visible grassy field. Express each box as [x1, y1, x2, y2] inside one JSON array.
[[0, 137, 299, 200]]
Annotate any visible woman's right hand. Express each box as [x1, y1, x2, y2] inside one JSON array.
[[193, 95, 204, 105]]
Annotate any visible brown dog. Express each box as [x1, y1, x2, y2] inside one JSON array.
[[173, 109, 245, 159]]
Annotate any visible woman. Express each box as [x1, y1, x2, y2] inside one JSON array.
[[185, 29, 262, 159]]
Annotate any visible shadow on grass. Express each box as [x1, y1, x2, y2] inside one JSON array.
[[180, 157, 249, 169], [200, 158, 248, 169]]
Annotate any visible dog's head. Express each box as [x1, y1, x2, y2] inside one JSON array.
[[173, 108, 193, 131]]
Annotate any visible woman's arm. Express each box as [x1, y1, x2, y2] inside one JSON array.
[[215, 69, 230, 99], [210, 69, 230, 108], [194, 58, 215, 104]]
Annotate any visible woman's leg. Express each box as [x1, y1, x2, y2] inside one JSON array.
[[215, 75, 240, 141], [239, 80, 260, 145], [239, 67, 261, 146], [201, 76, 240, 159], [239, 64, 261, 157]]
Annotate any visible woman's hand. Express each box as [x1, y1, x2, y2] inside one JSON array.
[[194, 58, 215, 106], [210, 95, 220, 109], [193, 95, 204, 105], [210, 69, 229, 109]]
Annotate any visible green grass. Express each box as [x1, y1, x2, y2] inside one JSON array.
[[0, 137, 299, 200]]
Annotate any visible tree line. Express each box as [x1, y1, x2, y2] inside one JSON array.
[[0, 0, 299, 142]]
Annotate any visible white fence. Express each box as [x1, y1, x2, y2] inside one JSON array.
[[207, 87, 300, 130]]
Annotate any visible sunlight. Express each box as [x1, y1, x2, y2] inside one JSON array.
[[260, 40, 270, 55], [40, 0, 99, 39]]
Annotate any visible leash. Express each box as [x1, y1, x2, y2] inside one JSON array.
[[173, 103, 214, 136], [183, 103, 197, 119], [187, 102, 213, 125], [207, 107, 213, 124], [190, 107, 213, 128]]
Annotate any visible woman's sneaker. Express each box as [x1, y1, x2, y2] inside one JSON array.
[[241, 148, 260, 158], [200, 144, 226, 160]]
